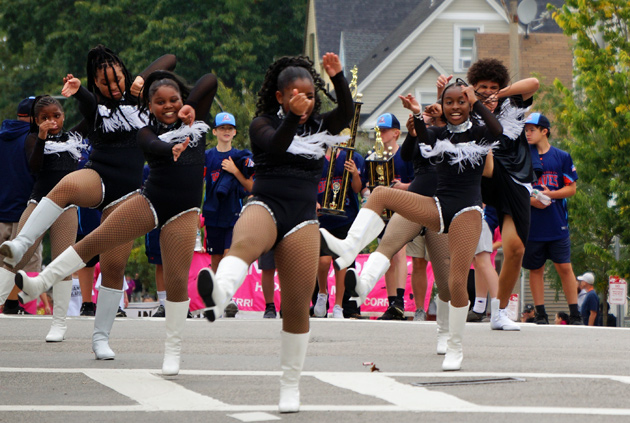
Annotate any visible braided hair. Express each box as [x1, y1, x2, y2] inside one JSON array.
[[86, 44, 133, 102], [29, 95, 64, 133], [255, 56, 335, 118]]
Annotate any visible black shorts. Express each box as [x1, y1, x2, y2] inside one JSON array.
[[522, 237, 572, 269], [258, 250, 276, 270], [205, 225, 233, 255], [144, 227, 162, 265], [481, 161, 531, 246]]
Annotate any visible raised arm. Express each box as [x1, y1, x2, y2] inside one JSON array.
[[463, 86, 503, 137], [186, 73, 218, 120], [498, 77, 539, 101], [319, 53, 354, 135], [249, 113, 301, 154]]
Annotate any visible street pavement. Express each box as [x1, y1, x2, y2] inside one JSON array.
[[1, 312, 629, 423]]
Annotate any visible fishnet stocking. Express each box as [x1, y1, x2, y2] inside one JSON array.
[[160, 211, 198, 302], [75, 194, 156, 290], [425, 231, 451, 302], [275, 223, 319, 334], [447, 210, 482, 307], [47, 169, 104, 209], [376, 213, 423, 258], [228, 205, 277, 264], [366, 187, 441, 232]]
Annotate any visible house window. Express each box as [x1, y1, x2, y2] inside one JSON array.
[[415, 90, 437, 110], [454, 25, 482, 72]]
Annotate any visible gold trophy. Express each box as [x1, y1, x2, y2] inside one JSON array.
[[365, 126, 395, 219], [320, 66, 362, 217]]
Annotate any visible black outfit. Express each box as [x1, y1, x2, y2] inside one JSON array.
[[477, 95, 534, 245], [137, 74, 217, 228], [414, 101, 503, 233], [401, 133, 438, 197], [247, 72, 354, 245], [72, 55, 176, 211]]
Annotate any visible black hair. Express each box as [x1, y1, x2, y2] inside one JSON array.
[[439, 79, 469, 122], [533, 124, 551, 139], [556, 311, 569, 324], [29, 95, 64, 133], [86, 44, 133, 101], [466, 58, 510, 89], [139, 70, 190, 125], [255, 56, 335, 117]]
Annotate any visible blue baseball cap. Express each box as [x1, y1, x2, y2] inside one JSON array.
[[525, 112, 550, 129], [376, 113, 400, 130], [215, 112, 236, 128]]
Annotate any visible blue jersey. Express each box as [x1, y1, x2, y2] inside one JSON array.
[[318, 150, 365, 230], [529, 145, 578, 241]]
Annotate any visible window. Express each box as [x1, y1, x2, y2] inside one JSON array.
[[454, 25, 482, 72], [414, 90, 437, 110]]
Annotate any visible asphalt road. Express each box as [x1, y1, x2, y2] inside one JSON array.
[[1, 312, 629, 423]]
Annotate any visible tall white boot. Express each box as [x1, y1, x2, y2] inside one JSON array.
[[345, 252, 390, 307], [162, 299, 190, 376], [45, 279, 73, 342], [490, 297, 520, 331], [278, 330, 310, 413], [0, 198, 63, 267], [0, 267, 15, 305], [442, 302, 469, 371], [16, 246, 85, 302], [435, 298, 449, 355], [320, 208, 385, 270], [197, 255, 248, 322], [92, 286, 122, 360]]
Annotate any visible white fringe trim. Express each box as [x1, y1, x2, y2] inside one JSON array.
[[98, 105, 148, 133], [497, 100, 530, 140], [158, 121, 210, 148], [44, 132, 88, 160], [286, 131, 350, 159], [420, 139, 498, 172]]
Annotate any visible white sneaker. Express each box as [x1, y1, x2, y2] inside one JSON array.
[[413, 308, 426, 321], [332, 304, 343, 318], [491, 308, 520, 331], [313, 293, 328, 317]]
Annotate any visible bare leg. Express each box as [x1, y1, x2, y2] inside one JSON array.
[[496, 216, 525, 308]]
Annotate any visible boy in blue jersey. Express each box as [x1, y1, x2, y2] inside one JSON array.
[[522, 113, 582, 325], [202, 112, 255, 272]]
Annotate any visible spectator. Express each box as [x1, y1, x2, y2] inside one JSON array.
[[555, 311, 569, 325], [521, 303, 536, 323], [578, 272, 598, 326]]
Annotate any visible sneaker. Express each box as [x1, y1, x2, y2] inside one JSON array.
[[116, 307, 127, 318], [187, 309, 193, 318], [413, 308, 426, 321], [263, 303, 277, 319], [332, 304, 343, 318], [313, 293, 328, 318], [223, 302, 238, 318], [490, 308, 520, 331], [2, 300, 30, 315], [467, 309, 487, 322], [535, 312, 549, 325], [80, 302, 96, 316], [153, 304, 166, 317], [569, 314, 583, 325], [378, 300, 405, 320]]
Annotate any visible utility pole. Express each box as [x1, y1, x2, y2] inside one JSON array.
[[509, 0, 520, 81]]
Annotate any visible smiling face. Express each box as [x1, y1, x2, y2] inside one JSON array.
[[149, 85, 183, 125], [35, 104, 64, 135], [94, 65, 126, 100], [276, 77, 315, 124], [473, 79, 501, 101], [213, 125, 237, 144], [442, 85, 471, 125]]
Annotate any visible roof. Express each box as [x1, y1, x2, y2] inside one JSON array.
[[340, 30, 389, 75]]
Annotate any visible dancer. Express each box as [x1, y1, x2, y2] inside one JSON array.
[[322, 82, 503, 371], [196, 53, 353, 412], [3, 45, 175, 358], [16, 70, 217, 375], [0, 95, 86, 341]]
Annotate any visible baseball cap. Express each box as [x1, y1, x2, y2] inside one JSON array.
[[523, 304, 535, 313], [376, 113, 400, 130], [17, 96, 36, 117], [577, 272, 595, 285], [525, 112, 551, 129], [215, 112, 236, 128]]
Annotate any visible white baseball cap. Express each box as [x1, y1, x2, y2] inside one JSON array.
[[577, 272, 595, 285]]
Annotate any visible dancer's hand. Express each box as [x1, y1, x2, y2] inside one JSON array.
[[289, 89, 313, 117], [436, 74, 452, 98], [322, 52, 342, 77], [38, 120, 59, 139], [172, 137, 190, 162], [398, 93, 421, 115], [462, 86, 479, 105], [178, 105, 195, 126], [130, 76, 145, 98], [61, 74, 81, 97], [406, 114, 416, 136]]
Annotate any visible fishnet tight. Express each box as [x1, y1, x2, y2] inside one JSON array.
[[3, 203, 78, 281], [74, 194, 156, 290], [227, 204, 318, 334], [47, 169, 105, 209], [159, 211, 198, 302]]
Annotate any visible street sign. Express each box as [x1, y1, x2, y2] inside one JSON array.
[[608, 276, 627, 305]]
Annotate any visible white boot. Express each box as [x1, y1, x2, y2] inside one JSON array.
[[16, 246, 85, 302], [0, 267, 15, 305], [490, 298, 520, 331], [0, 198, 63, 267], [197, 256, 249, 322], [346, 252, 390, 307], [162, 299, 190, 376], [279, 330, 310, 413], [435, 298, 449, 355], [442, 301, 469, 371], [45, 279, 73, 342], [320, 208, 385, 270], [92, 286, 122, 360]]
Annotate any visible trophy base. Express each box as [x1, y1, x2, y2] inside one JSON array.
[[319, 208, 348, 217]]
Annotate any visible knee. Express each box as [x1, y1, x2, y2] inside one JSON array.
[[503, 239, 525, 259]]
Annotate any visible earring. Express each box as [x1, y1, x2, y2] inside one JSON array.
[[277, 106, 285, 119]]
